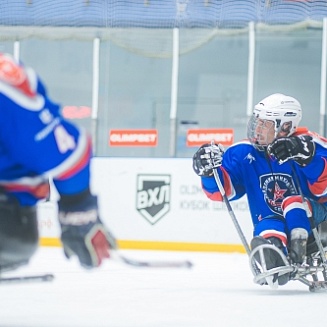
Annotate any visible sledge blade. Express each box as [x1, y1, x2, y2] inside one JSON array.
[[249, 243, 292, 288], [309, 280, 327, 292], [250, 243, 327, 291], [253, 265, 294, 287]]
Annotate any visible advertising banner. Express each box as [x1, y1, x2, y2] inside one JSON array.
[[38, 158, 253, 251]]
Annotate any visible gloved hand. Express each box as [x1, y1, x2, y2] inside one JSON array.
[[267, 135, 315, 166], [192, 143, 224, 176], [58, 190, 116, 269]]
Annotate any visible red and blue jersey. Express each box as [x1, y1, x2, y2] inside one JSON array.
[[200, 129, 327, 233], [0, 54, 91, 205]]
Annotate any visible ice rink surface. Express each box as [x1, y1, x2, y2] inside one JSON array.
[[0, 247, 324, 327]]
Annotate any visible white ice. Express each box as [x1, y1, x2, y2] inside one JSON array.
[[0, 247, 323, 327]]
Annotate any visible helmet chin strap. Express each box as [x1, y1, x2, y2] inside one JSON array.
[[254, 141, 267, 152]]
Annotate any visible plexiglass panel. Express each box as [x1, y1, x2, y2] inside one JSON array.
[[0, 27, 324, 158]]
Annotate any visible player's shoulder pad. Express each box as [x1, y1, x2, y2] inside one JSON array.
[[225, 139, 255, 157], [294, 127, 327, 149], [0, 53, 44, 111], [226, 139, 252, 150]]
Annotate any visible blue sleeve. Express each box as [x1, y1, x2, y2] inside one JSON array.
[[200, 143, 247, 201], [301, 143, 326, 183]]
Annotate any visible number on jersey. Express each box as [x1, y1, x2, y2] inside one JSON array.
[[54, 125, 76, 153]]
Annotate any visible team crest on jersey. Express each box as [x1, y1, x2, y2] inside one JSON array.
[[260, 173, 297, 215]]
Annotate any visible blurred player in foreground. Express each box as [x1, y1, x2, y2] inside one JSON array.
[[0, 53, 114, 272], [193, 93, 327, 286]]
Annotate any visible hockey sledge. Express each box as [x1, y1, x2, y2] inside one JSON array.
[[249, 243, 327, 292], [210, 151, 327, 292]]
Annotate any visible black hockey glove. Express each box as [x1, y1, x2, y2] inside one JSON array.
[[192, 143, 224, 176], [58, 190, 116, 269], [268, 135, 315, 167]]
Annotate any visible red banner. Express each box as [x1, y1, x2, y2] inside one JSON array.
[[186, 128, 234, 147], [62, 106, 91, 119], [109, 129, 158, 147]]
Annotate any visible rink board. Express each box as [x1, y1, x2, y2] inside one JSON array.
[[37, 157, 253, 253]]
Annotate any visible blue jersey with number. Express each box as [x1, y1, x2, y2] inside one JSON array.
[[0, 54, 91, 205], [200, 131, 327, 232]]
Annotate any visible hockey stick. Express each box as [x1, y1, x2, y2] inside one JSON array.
[[290, 163, 327, 269], [120, 256, 192, 268], [0, 254, 192, 286], [0, 273, 54, 285], [112, 251, 193, 268], [106, 230, 193, 269], [212, 168, 251, 255], [211, 166, 262, 276], [209, 141, 260, 275]]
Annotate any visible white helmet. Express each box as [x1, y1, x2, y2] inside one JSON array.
[[247, 93, 302, 150]]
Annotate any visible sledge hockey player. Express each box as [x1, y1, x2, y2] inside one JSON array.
[[193, 93, 327, 286], [0, 53, 114, 273]]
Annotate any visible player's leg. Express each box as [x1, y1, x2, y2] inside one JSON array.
[[0, 196, 38, 272], [251, 215, 289, 285], [282, 196, 310, 264]]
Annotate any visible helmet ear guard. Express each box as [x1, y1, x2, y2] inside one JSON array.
[[247, 93, 302, 150]]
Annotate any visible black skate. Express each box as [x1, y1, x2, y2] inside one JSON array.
[[250, 236, 292, 288]]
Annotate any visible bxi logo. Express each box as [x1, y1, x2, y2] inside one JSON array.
[[136, 174, 171, 225]]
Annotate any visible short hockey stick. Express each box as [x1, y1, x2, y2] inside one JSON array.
[[209, 141, 251, 255], [212, 167, 251, 255], [0, 256, 191, 285], [211, 166, 262, 276], [111, 251, 193, 269], [209, 142, 260, 275], [106, 230, 193, 269], [114, 252, 192, 268], [0, 273, 54, 285]]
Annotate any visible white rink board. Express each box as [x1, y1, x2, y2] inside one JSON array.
[[38, 157, 254, 245]]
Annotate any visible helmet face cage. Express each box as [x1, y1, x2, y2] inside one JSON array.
[[247, 116, 276, 151], [247, 93, 302, 150]]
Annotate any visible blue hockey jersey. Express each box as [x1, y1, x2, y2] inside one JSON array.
[[0, 54, 91, 205], [200, 129, 327, 232]]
